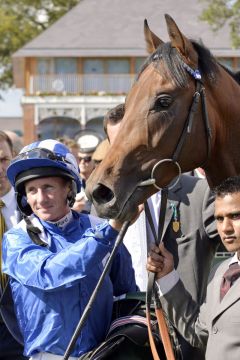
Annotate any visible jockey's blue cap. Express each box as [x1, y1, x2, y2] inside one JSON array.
[[7, 139, 82, 193]]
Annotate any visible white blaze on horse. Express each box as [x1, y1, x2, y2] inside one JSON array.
[[86, 14, 240, 223]]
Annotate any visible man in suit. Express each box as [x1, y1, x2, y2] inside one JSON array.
[[0, 131, 27, 360], [147, 175, 240, 360], [104, 104, 220, 360]]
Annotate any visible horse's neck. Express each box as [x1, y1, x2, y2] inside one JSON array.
[[205, 158, 240, 188], [206, 129, 240, 188]]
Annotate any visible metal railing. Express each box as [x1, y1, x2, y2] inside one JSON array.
[[214, 252, 233, 258], [29, 73, 136, 95], [212, 251, 233, 267]]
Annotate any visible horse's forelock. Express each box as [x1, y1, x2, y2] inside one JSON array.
[[137, 41, 221, 87], [136, 43, 188, 87]]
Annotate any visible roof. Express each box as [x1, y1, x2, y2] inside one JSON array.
[[13, 0, 239, 58]]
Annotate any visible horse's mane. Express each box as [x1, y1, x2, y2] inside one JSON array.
[[236, 71, 240, 84], [138, 40, 240, 87], [219, 63, 240, 85]]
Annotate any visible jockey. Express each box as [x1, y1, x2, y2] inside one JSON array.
[[2, 139, 137, 360]]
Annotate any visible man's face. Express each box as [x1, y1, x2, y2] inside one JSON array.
[[78, 151, 95, 181], [70, 146, 79, 163], [215, 192, 240, 256], [0, 140, 13, 196], [25, 177, 71, 222]]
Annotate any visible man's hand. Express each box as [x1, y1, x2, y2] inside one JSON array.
[[147, 243, 174, 279]]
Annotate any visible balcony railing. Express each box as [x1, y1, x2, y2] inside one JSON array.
[[29, 73, 136, 95]]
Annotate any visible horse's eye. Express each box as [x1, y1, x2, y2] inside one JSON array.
[[153, 95, 172, 111]]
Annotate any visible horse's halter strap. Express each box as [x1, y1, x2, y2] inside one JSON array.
[[140, 62, 212, 360], [145, 189, 176, 360], [138, 62, 212, 191], [172, 68, 212, 167]]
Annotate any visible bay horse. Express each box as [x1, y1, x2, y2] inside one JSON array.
[[86, 14, 240, 222]]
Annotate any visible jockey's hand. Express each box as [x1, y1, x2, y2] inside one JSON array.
[[109, 204, 144, 232], [131, 203, 144, 224], [147, 242, 174, 279]]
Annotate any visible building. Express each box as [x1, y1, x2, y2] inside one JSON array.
[[0, 89, 23, 134], [12, 0, 240, 144]]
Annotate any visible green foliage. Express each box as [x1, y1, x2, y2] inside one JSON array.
[[200, 0, 240, 48], [0, 0, 80, 88]]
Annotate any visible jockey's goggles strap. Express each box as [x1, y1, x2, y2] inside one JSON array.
[[11, 148, 71, 165]]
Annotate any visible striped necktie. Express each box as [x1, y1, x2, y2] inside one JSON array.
[[0, 199, 7, 292], [220, 263, 240, 301]]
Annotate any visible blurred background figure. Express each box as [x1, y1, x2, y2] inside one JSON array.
[[3, 131, 23, 157], [0, 131, 27, 360], [58, 133, 107, 214], [57, 136, 80, 163], [57, 136, 94, 214], [92, 138, 110, 166], [73, 143, 98, 214], [78, 147, 95, 187], [72, 131, 111, 213]]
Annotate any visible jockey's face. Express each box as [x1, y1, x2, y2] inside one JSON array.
[[25, 176, 71, 222]]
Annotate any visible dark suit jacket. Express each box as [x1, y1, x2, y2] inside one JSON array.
[[0, 207, 24, 345], [123, 174, 220, 359]]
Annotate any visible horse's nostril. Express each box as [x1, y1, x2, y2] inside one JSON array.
[[92, 183, 114, 205]]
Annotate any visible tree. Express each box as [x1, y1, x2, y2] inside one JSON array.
[[200, 0, 240, 48], [0, 0, 80, 88]]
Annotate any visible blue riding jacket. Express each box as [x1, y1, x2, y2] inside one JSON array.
[[2, 212, 136, 357]]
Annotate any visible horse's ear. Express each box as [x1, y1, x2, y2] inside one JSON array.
[[165, 14, 198, 66], [144, 19, 164, 54]]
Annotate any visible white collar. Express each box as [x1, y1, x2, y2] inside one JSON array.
[[1, 187, 15, 208], [230, 253, 240, 266], [48, 211, 73, 230]]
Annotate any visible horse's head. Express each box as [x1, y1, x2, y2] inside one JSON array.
[[86, 14, 237, 221]]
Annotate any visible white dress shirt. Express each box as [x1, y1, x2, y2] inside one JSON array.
[[1, 187, 20, 230], [146, 191, 162, 248], [123, 191, 162, 291]]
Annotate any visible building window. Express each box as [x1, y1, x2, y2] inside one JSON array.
[[55, 58, 77, 74], [83, 59, 130, 74], [237, 58, 240, 70], [83, 59, 104, 74], [37, 58, 77, 74], [37, 58, 53, 74], [135, 57, 146, 73], [106, 59, 130, 74], [218, 57, 233, 70], [38, 117, 81, 140]]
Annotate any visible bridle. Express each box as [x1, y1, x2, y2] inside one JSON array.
[[138, 60, 213, 360], [138, 60, 212, 191]]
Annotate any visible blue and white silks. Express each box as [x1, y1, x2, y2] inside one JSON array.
[[2, 211, 136, 356]]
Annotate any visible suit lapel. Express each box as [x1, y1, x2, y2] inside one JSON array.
[[162, 179, 182, 238], [212, 261, 240, 320]]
